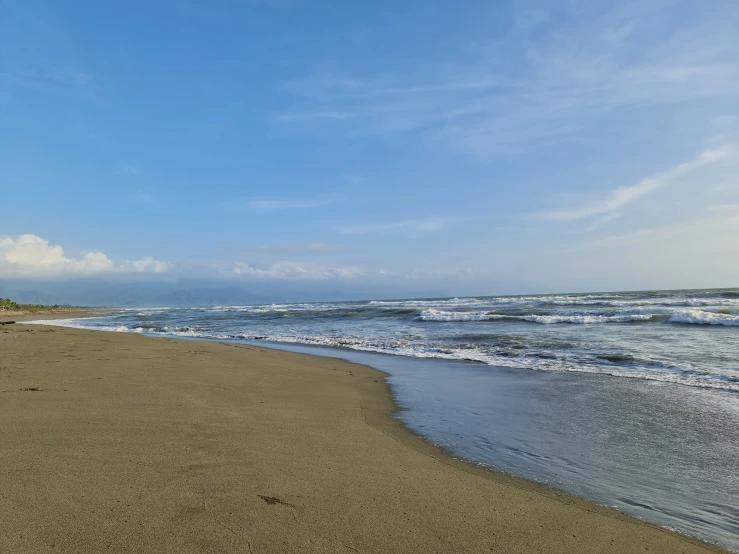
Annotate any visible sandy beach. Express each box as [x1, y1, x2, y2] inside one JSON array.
[[0, 323, 727, 553]]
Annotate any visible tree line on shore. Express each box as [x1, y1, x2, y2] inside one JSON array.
[[0, 297, 76, 312]]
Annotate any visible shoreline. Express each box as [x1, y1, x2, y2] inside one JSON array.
[[1, 323, 728, 553]]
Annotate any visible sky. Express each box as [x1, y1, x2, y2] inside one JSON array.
[[1, 0, 738, 300]]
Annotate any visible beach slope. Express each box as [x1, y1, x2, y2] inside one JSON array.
[[0, 324, 725, 553]]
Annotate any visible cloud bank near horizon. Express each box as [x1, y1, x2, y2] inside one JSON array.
[[0, 234, 372, 282]]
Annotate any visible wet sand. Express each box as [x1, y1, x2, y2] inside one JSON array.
[[0, 324, 727, 553]]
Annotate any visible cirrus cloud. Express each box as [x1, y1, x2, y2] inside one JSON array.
[[541, 146, 730, 221], [336, 216, 468, 235]]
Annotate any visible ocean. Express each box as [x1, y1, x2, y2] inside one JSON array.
[[31, 288, 739, 550]]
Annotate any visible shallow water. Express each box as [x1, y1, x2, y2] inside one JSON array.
[[28, 288, 739, 550]]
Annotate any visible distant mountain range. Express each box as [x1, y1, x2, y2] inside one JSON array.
[[0, 278, 449, 307], [0, 279, 274, 307]]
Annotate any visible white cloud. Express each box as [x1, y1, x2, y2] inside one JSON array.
[[337, 217, 464, 235], [0, 234, 169, 277], [119, 257, 171, 273], [233, 197, 334, 211], [585, 212, 621, 233], [563, 204, 739, 252], [133, 189, 153, 204], [277, 111, 361, 122], [0, 234, 113, 275], [231, 242, 343, 257], [515, 9, 549, 31], [708, 203, 739, 214], [542, 146, 730, 221], [118, 161, 140, 175], [0, 67, 98, 94], [230, 261, 364, 280]]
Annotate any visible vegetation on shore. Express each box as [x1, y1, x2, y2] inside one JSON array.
[[0, 297, 79, 313]]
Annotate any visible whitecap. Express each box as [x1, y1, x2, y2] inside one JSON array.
[[668, 309, 739, 326]]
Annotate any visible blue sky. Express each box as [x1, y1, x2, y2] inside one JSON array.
[[1, 0, 738, 298]]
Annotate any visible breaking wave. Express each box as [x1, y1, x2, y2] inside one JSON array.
[[418, 309, 730, 325], [668, 309, 739, 326]]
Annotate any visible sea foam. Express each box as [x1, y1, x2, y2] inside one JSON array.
[[668, 309, 739, 326]]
